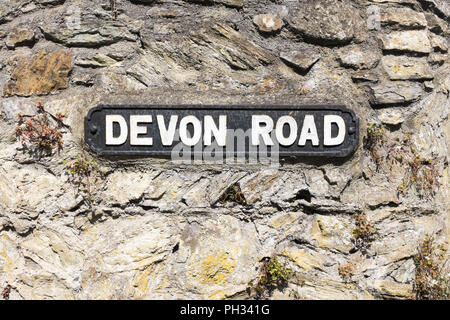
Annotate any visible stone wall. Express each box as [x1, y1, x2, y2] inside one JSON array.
[[0, 0, 449, 300]]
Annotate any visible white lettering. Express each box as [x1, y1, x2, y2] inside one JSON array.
[[179, 115, 202, 146], [298, 115, 319, 146], [130, 115, 153, 146], [252, 115, 274, 146], [275, 116, 298, 146], [157, 115, 178, 146], [105, 115, 128, 145], [324, 115, 346, 146], [204, 115, 227, 147]]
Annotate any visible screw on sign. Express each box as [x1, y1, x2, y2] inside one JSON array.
[[2, 285, 11, 300]]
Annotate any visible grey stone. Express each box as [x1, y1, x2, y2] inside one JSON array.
[[351, 70, 379, 83], [410, 67, 450, 162], [20, 2, 36, 13], [71, 72, 96, 87], [105, 171, 158, 206], [190, 23, 274, 70], [378, 109, 405, 125], [430, 34, 448, 52], [253, 14, 283, 33], [216, 0, 243, 8], [369, 81, 423, 105], [75, 54, 119, 68], [425, 13, 449, 35], [420, 0, 450, 18], [369, 0, 417, 4], [428, 53, 448, 65], [1, 97, 36, 119], [380, 30, 432, 54], [380, 7, 427, 28], [40, 12, 138, 47], [126, 54, 168, 87], [5, 27, 35, 49], [424, 80, 435, 91], [382, 56, 434, 80], [289, 0, 359, 45], [390, 259, 416, 283], [183, 0, 243, 8], [280, 50, 320, 72], [0, 0, 31, 23], [337, 45, 380, 70], [36, 0, 65, 5]]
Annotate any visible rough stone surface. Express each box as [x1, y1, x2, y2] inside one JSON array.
[[380, 30, 433, 54], [75, 54, 119, 68], [216, 0, 243, 8], [337, 45, 381, 70], [3, 49, 73, 97], [430, 34, 449, 52], [280, 50, 320, 72], [289, 0, 360, 45], [5, 27, 35, 49], [253, 14, 283, 33], [426, 13, 449, 35], [0, 0, 32, 24], [378, 109, 405, 125], [39, 11, 138, 47], [380, 7, 428, 28], [429, 52, 448, 65], [0, 0, 448, 301], [420, 0, 450, 18], [382, 56, 434, 80], [184, 0, 243, 8], [369, 81, 423, 105]]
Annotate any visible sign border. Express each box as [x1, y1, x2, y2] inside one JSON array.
[[84, 104, 359, 158]]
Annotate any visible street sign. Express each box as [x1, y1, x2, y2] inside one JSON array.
[[85, 105, 359, 158]]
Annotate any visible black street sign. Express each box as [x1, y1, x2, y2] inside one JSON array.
[[84, 105, 359, 158]]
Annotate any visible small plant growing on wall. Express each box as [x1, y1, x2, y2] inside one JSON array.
[[219, 183, 247, 206], [364, 123, 384, 166], [247, 256, 292, 299], [338, 263, 355, 282], [2, 284, 11, 300], [15, 102, 66, 158], [387, 135, 441, 199], [64, 152, 104, 207], [398, 158, 441, 198], [414, 236, 449, 300], [351, 214, 378, 255], [365, 126, 442, 199]]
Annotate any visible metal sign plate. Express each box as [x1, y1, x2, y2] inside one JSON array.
[[84, 105, 359, 158]]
